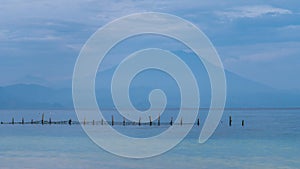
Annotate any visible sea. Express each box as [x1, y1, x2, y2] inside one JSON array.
[[0, 109, 299, 169]]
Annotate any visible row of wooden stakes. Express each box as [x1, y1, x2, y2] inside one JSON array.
[[229, 116, 245, 127], [0, 114, 245, 127]]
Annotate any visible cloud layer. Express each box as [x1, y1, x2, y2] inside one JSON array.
[[217, 5, 292, 20], [0, 0, 300, 90]]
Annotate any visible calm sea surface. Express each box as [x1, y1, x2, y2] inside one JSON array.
[[0, 109, 299, 169]]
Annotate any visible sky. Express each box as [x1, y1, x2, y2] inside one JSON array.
[[0, 0, 300, 90]]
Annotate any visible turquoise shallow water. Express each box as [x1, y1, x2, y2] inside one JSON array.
[[0, 109, 299, 169]]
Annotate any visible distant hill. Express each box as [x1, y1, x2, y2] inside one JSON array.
[[0, 69, 299, 109], [0, 84, 72, 109], [94, 52, 300, 109]]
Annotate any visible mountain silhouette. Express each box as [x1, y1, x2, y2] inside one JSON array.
[[0, 69, 298, 109]]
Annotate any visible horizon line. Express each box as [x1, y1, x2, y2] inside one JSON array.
[[1, 107, 300, 111]]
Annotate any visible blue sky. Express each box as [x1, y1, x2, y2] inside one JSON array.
[[0, 0, 300, 90]]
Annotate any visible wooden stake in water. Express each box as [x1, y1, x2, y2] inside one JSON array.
[[229, 116, 232, 126], [158, 114, 160, 126], [138, 117, 141, 126], [242, 120, 244, 127], [197, 118, 200, 126], [170, 117, 173, 126], [12, 117, 14, 125], [83, 117, 86, 125], [68, 119, 72, 125], [49, 118, 52, 125], [22, 117, 24, 125], [123, 117, 126, 126], [111, 115, 114, 126], [149, 116, 152, 126], [42, 113, 45, 125], [180, 117, 183, 126]]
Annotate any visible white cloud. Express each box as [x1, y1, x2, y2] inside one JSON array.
[[88, 0, 147, 23], [66, 44, 83, 51], [221, 42, 300, 64], [279, 25, 300, 30], [216, 5, 292, 20], [12, 35, 61, 42]]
